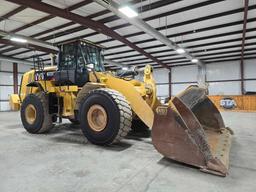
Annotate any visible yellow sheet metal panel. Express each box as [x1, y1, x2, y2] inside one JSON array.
[[143, 65, 157, 108], [60, 92, 76, 117], [9, 94, 20, 111], [43, 66, 57, 71], [48, 85, 78, 93], [103, 74, 154, 128], [37, 80, 54, 92], [20, 70, 35, 101]]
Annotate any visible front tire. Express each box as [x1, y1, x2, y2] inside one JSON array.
[[79, 88, 132, 145], [20, 92, 54, 134]]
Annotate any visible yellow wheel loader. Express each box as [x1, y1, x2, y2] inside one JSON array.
[[9, 39, 232, 176]]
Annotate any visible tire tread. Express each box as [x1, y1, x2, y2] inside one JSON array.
[[88, 88, 132, 144], [36, 92, 54, 133]]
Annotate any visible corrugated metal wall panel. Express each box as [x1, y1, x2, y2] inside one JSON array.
[[0, 101, 10, 111], [244, 80, 256, 92], [172, 65, 198, 83], [0, 62, 31, 111], [153, 68, 169, 84], [244, 60, 256, 79], [154, 59, 256, 97], [0, 86, 13, 100], [208, 81, 241, 95], [172, 83, 197, 95], [206, 61, 240, 81], [0, 72, 13, 85]]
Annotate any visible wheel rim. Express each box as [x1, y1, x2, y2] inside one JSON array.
[[87, 104, 108, 132], [25, 104, 37, 124]]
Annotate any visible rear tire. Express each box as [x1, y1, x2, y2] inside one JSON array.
[[20, 92, 54, 134], [79, 88, 132, 145]]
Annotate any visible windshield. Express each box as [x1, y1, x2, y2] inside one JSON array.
[[80, 43, 105, 72], [59, 42, 77, 70]]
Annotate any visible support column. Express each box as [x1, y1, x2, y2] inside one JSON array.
[[240, 60, 245, 95], [240, 0, 249, 95], [197, 64, 207, 89], [13, 62, 18, 94], [168, 68, 172, 98]]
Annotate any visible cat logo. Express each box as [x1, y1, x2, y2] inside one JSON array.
[[220, 98, 236, 109], [156, 106, 168, 116]]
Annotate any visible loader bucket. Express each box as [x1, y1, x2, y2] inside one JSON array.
[[152, 86, 232, 176], [177, 86, 225, 131]]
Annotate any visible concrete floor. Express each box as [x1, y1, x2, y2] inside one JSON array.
[[0, 111, 255, 192]]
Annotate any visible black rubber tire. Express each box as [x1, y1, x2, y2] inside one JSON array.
[[20, 92, 54, 134], [79, 88, 132, 145], [75, 83, 103, 110]]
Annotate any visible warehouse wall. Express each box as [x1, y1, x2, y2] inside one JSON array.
[[244, 59, 256, 93], [153, 68, 170, 101], [0, 61, 31, 111], [154, 59, 256, 98], [1, 59, 255, 110]]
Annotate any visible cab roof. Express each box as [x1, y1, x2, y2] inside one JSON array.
[[58, 39, 105, 49]]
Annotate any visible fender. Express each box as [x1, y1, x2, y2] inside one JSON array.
[[26, 81, 45, 92]]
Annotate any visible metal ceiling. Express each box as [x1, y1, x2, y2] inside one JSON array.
[[0, 0, 255, 69]]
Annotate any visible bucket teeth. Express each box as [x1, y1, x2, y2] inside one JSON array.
[[206, 128, 232, 169], [201, 158, 228, 176], [152, 86, 232, 176]]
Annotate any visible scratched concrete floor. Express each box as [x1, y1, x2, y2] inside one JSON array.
[[0, 111, 255, 192]]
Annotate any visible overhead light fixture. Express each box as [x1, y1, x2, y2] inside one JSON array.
[[122, 67, 128, 70], [176, 48, 185, 54], [10, 37, 27, 43], [118, 6, 138, 18], [191, 58, 199, 63]]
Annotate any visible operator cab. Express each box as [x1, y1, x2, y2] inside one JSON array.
[[54, 39, 105, 87]]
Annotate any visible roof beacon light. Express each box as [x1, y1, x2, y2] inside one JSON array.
[[10, 37, 27, 43], [119, 6, 138, 18]]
